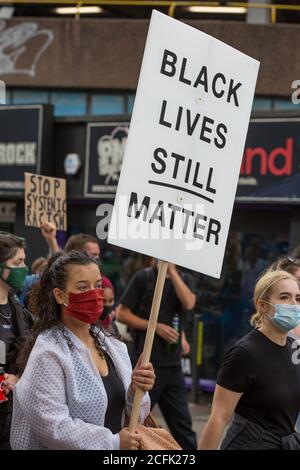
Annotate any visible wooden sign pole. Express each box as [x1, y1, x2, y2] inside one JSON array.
[[128, 260, 168, 433]]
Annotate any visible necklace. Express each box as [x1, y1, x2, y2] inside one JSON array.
[[0, 306, 12, 320], [93, 335, 106, 359]]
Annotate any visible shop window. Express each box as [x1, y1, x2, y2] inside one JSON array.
[[90, 94, 125, 115], [252, 97, 272, 111], [50, 91, 87, 116], [2, 89, 11, 105], [12, 90, 49, 105], [127, 93, 135, 113], [273, 98, 297, 110]]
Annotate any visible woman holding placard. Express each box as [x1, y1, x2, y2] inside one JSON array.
[[12, 251, 155, 450]]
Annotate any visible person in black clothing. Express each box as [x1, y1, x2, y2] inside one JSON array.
[[118, 261, 197, 450], [199, 270, 300, 450], [0, 232, 32, 450]]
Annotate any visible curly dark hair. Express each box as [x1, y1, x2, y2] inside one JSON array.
[[18, 250, 118, 374]]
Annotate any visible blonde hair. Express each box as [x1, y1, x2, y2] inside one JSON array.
[[251, 270, 298, 327]]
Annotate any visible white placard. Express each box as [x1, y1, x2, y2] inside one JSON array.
[[108, 10, 259, 278]]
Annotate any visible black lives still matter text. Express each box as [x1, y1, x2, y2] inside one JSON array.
[[127, 48, 243, 246]]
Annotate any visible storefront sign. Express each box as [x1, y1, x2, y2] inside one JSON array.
[[84, 123, 129, 199], [0, 105, 53, 196], [238, 118, 300, 201]]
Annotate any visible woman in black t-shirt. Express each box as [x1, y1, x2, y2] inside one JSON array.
[[198, 270, 300, 450]]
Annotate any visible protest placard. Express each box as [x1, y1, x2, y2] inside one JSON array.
[[25, 172, 67, 231], [108, 10, 260, 431], [109, 10, 259, 279]]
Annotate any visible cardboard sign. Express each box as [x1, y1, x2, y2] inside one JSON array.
[[108, 11, 259, 278], [25, 173, 67, 231]]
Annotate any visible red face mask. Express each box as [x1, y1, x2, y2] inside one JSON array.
[[63, 288, 104, 324]]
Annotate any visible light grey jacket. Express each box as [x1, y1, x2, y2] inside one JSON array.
[[11, 326, 150, 450]]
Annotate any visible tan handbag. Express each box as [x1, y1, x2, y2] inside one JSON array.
[[136, 414, 182, 450]]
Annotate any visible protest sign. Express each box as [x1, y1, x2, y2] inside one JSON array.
[[25, 172, 67, 231], [108, 11, 259, 431], [109, 11, 259, 279]]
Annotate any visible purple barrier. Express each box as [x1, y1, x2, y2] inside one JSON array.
[[184, 377, 216, 393]]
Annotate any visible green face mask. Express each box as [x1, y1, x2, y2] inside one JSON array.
[[0, 264, 29, 291]]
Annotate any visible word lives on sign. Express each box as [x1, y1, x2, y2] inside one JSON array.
[[109, 11, 259, 278], [25, 172, 67, 231]]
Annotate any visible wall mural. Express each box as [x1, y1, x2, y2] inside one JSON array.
[[0, 21, 53, 77], [98, 126, 128, 185]]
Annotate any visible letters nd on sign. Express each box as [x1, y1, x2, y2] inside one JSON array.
[[108, 11, 259, 278], [25, 173, 67, 231], [237, 118, 300, 201]]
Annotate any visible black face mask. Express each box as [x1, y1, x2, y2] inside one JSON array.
[[102, 305, 114, 319]]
